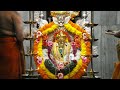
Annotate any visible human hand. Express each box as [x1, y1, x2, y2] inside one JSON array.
[[105, 30, 116, 35]]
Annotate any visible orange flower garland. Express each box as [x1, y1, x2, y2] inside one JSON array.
[[33, 20, 91, 79]]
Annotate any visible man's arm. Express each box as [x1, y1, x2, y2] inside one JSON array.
[[12, 11, 25, 74], [105, 30, 120, 38], [12, 11, 24, 43], [114, 31, 120, 38]]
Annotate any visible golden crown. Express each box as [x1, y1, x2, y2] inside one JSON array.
[[50, 11, 70, 17], [50, 11, 80, 18]]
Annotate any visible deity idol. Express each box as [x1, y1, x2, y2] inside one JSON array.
[[51, 31, 71, 63]]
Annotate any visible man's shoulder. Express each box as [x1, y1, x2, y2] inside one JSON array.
[[11, 11, 20, 16]]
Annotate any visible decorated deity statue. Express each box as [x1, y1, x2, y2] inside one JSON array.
[[51, 31, 71, 63], [33, 11, 91, 79]]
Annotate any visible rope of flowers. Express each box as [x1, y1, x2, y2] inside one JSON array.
[[33, 20, 91, 79]]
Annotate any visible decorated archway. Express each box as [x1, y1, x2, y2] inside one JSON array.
[[33, 11, 91, 79]]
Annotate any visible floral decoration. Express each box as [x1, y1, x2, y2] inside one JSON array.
[[33, 20, 91, 79]]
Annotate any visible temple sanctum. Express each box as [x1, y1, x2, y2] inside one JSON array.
[[1, 11, 120, 79]]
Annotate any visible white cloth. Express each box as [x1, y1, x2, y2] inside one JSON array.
[[43, 49, 49, 60]]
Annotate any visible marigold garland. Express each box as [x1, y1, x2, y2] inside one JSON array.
[[33, 20, 91, 79]]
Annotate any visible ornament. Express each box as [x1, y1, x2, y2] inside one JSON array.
[[57, 73, 64, 79], [37, 56, 42, 64]]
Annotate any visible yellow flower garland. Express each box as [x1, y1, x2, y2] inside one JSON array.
[[33, 20, 91, 79], [38, 38, 43, 56]]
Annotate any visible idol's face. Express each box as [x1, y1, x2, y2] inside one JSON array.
[[56, 15, 66, 26], [52, 14, 71, 27], [58, 36, 66, 43]]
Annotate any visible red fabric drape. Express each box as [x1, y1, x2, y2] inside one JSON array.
[[0, 37, 23, 79]]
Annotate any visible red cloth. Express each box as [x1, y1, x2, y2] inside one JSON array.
[[112, 62, 120, 79], [0, 37, 23, 79]]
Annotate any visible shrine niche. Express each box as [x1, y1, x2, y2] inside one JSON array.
[[33, 11, 91, 79]]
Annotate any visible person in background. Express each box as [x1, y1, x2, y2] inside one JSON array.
[[106, 30, 120, 79], [0, 11, 25, 79], [112, 31, 120, 79]]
